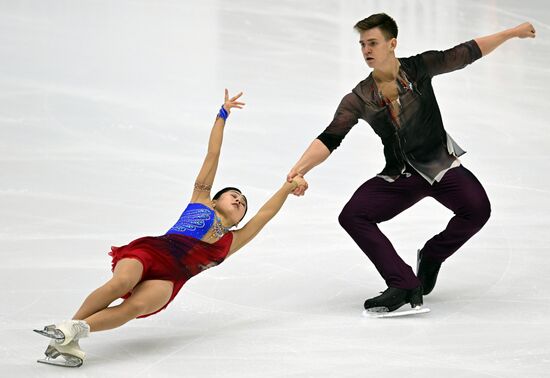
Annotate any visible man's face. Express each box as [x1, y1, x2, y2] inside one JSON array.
[[359, 27, 396, 68]]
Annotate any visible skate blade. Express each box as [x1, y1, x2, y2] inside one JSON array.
[[33, 325, 64, 341], [37, 356, 83, 368], [362, 306, 431, 318]]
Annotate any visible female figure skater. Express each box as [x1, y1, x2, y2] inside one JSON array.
[[34, 89, 307, 367]]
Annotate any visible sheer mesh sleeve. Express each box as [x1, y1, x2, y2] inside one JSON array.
[[420, 40, 482, 78], [317, 92, 362, 152]]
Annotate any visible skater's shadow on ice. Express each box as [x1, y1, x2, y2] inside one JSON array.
[[91, 318, 270, 363], [90, 332, 206, 365]]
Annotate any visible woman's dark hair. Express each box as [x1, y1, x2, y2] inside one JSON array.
[[354, 13, 398, 40], [213, 187, 248, 223]]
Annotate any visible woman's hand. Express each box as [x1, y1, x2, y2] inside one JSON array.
[[287, 170, 309, 196], [290, 175, 308, 194], [223, 89, 246, 114]]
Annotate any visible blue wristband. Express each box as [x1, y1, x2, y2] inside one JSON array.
[[217, 106, 229, 120]]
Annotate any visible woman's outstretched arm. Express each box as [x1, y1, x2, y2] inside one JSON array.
[[190, 89, 245, 203], [227, 176, 307, 255]]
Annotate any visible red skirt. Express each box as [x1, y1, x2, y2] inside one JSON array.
[[109, 232, 233, 318]]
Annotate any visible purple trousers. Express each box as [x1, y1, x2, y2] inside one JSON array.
[[338, 165, 491, 289]]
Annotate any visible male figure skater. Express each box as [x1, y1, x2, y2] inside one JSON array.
[[287, 13, 536, 313]]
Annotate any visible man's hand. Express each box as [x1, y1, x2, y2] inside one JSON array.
[[287, 169, 308, 196], [286, 139, 331, 196], [513, 22, 536, 39], [291, 175, 308, 193]]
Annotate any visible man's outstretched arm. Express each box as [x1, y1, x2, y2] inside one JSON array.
[[475, 22, 536, 57], [286, 139, 331, 196], [286, 93, 363, 196]]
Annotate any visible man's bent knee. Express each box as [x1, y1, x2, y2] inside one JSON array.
[[476, 200, 491, 228], [466, 197, 492, 231], [339, 205, 359, 231]]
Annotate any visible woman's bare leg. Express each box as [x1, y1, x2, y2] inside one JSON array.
[[72, 258, 144, 320], [83, 280, 173, 332]]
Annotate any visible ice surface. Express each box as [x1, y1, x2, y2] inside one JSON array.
[[1, 1, 549, 377]]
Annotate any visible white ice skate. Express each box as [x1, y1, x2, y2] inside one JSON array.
[[34, 320, 90, 346], [37, 339, 86, 368], [362, 305, 430, 318]]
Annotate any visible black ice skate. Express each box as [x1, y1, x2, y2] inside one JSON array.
[[417, 249, 442, 295], [362, 286, 430, 318]]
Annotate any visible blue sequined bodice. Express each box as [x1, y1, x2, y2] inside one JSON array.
[[166, 203, 215, 240]]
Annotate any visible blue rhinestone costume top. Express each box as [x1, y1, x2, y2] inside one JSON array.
[[166, 203, 215, 240]]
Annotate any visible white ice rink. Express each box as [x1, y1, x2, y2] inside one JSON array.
[[1, 0, 549, 377]]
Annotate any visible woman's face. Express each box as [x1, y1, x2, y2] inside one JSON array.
[[215, 190, 247, 226]]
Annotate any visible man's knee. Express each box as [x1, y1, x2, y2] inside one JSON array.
[[338, 203, 359, 231], [339, 203, 376, 231], [338, 206, 351, 230], [478, 198, 491, 227], [467, 196, 491, 230]]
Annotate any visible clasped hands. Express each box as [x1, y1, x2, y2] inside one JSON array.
[[287, 171, 309, 196]]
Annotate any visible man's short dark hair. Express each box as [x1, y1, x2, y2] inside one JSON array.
[[354, 13, 398, 40]]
